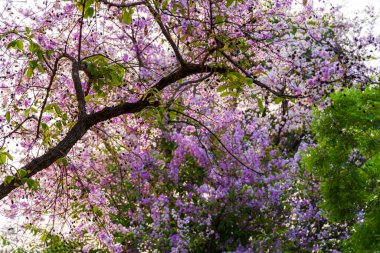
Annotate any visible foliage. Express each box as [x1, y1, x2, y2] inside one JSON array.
[[303, 87, 380, 251]]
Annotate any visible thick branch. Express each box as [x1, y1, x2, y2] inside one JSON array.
[[87, 64, 225, 124], [0, 120, 89, 200], [0, 64, 223, 200], [71, 61, 87, 117], [64, 54, 87, 118], [98, 0, 145, 8]]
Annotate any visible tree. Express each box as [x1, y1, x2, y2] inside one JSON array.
[[303, 86, 380, 252], [0, 0, 377, 252]]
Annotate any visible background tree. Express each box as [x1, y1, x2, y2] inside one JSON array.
[[303, 86, 380, 252]]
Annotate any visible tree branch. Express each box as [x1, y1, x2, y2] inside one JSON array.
[[0, 63, 225, 200], [63, 53, 87, 118], [146, 3, 186, 65], [78, 0, 86, 62], [98, 0, 146, 8], [36, 55, 64, 139], [0, 116, 38, 148]]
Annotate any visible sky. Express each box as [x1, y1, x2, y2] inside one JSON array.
[[330, 0, 380, 13], [0, 0, 379, 249], [317, 0, 380, 22]]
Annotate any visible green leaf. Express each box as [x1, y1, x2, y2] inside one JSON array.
[[274, 97, 284, 104], [53, 104, 62, 116], [41, 122, 49, 131], [5, 152, 13, 161], [85, 6, 94, 18], [29, 42, 40, 53], [304, 48, 312, 61], [180, 34, 189, 42], [0, 153, 6, 165], [227, 71, 244, 81], [162, 0, 169, 9], [56, 120, 62, 131], [29, 60, 38, 69], [220, 91, 237, 97], [16, 40, 24, 50], [1, 236, 10, 246], [226, 0, 234, 7], [56, 158, 69, 166], [43, 104, 53, 112], [257, 97, 264, 113], [46, 50, 53, 60], [216, 85, 229, 92], [291, 25, 298, 35], [36, 64, 44, 73], [246, 77, 253, 88], [215, 15, 226, 25], [22, 178, 39, 191], [37, 51, 43, 62], [4, 176, 14, 185], [7, 39, 23, 51], [26, 67, 34, 78], [40, 232, 48, 243], [17, 169, 28, 178], [85, 94, 95, 102], [5, 111, 10, 123], [24, 108, 30, 117], [229, 186, 236, 201], [240, 184, 250, 193], [122, 8, 134, 25], [307, 20, 317, 26]]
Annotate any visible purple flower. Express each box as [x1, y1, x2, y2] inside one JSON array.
[[123, 54, 129, 63], [170, 233, 180, 246]]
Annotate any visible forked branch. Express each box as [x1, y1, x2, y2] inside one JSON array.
[[0, 63, 225, 200]]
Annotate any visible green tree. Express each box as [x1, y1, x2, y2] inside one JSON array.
[[303, 86, 380, 252]]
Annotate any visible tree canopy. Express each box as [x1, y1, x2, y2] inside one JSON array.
[[0, 0, 378, 252], [303, 87, 380, 251]]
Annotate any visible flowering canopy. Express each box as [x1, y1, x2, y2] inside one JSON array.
[[0, 0, 378, 252]]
